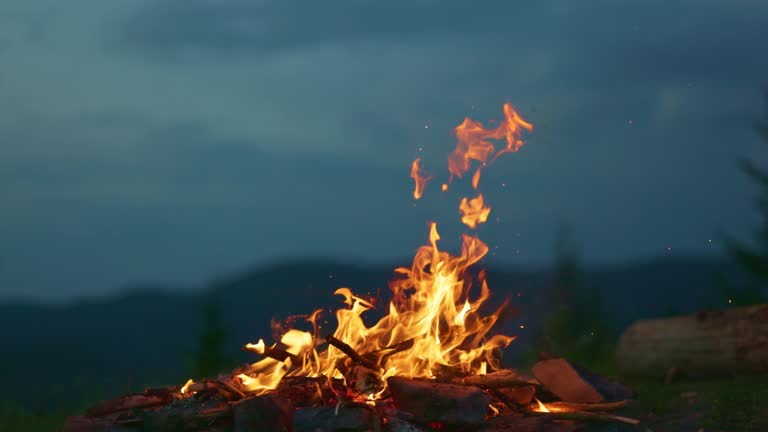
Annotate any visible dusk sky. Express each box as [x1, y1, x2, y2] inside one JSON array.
[[1, 0, 767, 301]]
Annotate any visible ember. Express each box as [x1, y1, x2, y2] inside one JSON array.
[[65, 103, 639, 431]]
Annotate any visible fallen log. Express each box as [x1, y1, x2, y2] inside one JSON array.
[[615, 304, 768, 377]]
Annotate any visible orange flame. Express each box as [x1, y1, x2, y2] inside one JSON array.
[[180, 378, 194, 395], [448, 102, 533, 182], [227, 103, 532, 399], [459, 194, 491, 229], [535, 398, 550, 413], [410, 158, 431, 200]]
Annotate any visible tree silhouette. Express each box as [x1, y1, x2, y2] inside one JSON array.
[[536, 223, 612, 366], [190, 291, 232, 378], [723, 90, 768, 306]]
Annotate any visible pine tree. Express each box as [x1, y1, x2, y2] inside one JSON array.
[[723, 90, 768, 306], [190, 292, 231, 378]]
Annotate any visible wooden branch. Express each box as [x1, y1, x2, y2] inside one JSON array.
[[527, 410, 640, 425], [365, 338, 415, 366], [543, 400, 633, 412], [215, 378, 247, 399], [451, 369, 539, 389], [325, 334, 379, 370], [243, 344, 299, 363]]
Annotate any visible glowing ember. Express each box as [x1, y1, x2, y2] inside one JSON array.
[[190, 102, 533, 401]]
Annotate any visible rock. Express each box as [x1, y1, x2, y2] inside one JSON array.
[[233, 393, 293, 432], [294, 404, 376, 432], [531, 359, 633, 403], [387, 376, 491, 426]]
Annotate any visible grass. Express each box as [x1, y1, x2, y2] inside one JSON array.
[[623, 373, 768, 431], [0, 403, 70, 432]]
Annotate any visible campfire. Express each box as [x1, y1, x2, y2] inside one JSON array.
[[64, 103, 638, 432]]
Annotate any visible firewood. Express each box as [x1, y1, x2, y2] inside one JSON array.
[[187, 379, 246, 401], [294, 403, 375, 432], [451, 369, 539, 388], [276, 376, 334, 407], [527, 410, 640, 426], [63, 415, 134, 432], [142, 397, 231, 432], [85, 393, 169, 417], [387, 376, 491, 426], [616, 304, 768, 377], [365, 338, 416, 366], [531, 358, 633, 403], [243, 344, 300, 364], [542, 399, 633, 412], [232, 393, 293, 432], [495, 385, 537, 405], [326, 334, 380, 370], [349, 365, 385, 395]]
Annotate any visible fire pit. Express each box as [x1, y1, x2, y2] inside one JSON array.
[[63, 103, 638, 431]]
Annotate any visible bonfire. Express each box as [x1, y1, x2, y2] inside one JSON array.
[[64, 103, 637, 432]]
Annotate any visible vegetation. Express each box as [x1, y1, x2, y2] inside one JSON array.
[[189, 291, 235, 378], [527, 224, 616, 369], [722, 90, 768, 307]]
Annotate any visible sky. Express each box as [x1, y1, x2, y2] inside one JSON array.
[[1, 0, 767, 301]]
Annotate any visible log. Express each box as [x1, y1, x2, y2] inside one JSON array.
[[450, 369, 539, 388], [233, 394, 293, 432], [294, 404, 375, 432], [531, 359, 633, 403], [387, 376, 491, 425], [615, 304, 768, 377]]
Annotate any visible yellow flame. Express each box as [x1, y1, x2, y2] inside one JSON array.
[[180, 379, 194, 395], [535, 398, 550, 413], [228, 103, 532, 398]]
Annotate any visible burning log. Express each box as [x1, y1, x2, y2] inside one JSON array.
[[365, 338, 416, 366], [244, 342, 300, 364], [531, 358, 633, 403], [326, 334, 380, 370], [387, 376, 491, 426], [276, 376, 336, 407], [232, 393, 293, 432], [187, 379, 246, 401], [294, 403, 376, 432], [616, 304, 768, 378], [450, 369, 538, 389]]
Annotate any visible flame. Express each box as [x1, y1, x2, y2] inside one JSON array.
[[448, 102, 533, 182], [180, 379, 194, 395], [230, 103, 531, 398], [459, 194, 491, 229], [535, 398, 550, 413], [410, 158, 431, 200]]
